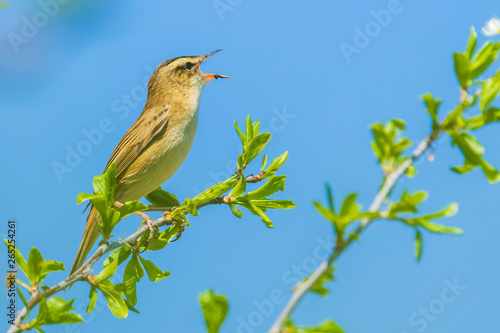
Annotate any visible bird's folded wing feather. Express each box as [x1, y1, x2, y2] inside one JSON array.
[[104, 104, 171, 178]]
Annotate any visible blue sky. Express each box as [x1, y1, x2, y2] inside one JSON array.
[[1, 1, 500, 332]]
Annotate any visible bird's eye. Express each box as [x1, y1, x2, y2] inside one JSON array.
[[184, 62, 194, 71]]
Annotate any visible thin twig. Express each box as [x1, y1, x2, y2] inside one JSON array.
[[269, 136, 433, 333]]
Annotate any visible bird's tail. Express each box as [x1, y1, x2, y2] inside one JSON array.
[[70, 207, 101, 276]]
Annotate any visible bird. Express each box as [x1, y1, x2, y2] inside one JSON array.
[[70, 50, 229, 275]]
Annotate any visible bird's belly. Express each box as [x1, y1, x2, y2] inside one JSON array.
[[116, 116, 198, 202]]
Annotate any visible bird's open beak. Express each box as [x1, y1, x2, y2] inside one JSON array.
[[200, 49, 230, 82]]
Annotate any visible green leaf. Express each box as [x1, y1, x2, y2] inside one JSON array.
[[451, 160, 476, 174], [325, 183, 335, 214], [420, 203, 459, 220], [389, 191, 428, 215], [244, 132, 271, 164], [405, 162, 417, 177], [253, 119, 260, 135], [28, 296, 83, 328], [103, 247, 132, 268], [309, 266, 335, 297], [96, 248, 126, 282], [182, 197, 199, 216], [79, 165, 121, 240], [116, 201, 148, 219], [467, 107, 500, 129], [261, 154, 268, 172], [422, 93, 441, 130], [138, 256, 171, 282], [41, 261, 65, 275], [123, 252, 144, 283], [249, 199, 295, 210], [93, 163, 116, 207], [145, 224, 181, 251], [234, 120, 246, 146], [76, 193, 99, 205], [481, 70, 500, 111], [98, 280, 128, 318], [466, 27, 477, 60], [46, 297, 84, 324], [125, 299, 140, 314], [115, 279, 138, 309], [145, 187, 179, 208], [199, 290, 229, 333], [27, 247, 43, 284], [245, 115, 254, 141], [313, 201, 336, 223], [39, 260, 65, 282], [262, 151, 289, 179], [250, 202, 274, 228], [415, 229, 422, 262], [192, 175, 238, 206], [244, 175, 286, 199], [87, 287, 97, 313], [416, 219, 463, 234], [450, 131, 500, 183], [4, 240, 28, 276], [0, 2, 8, 9], [228, 176, 246, 198], [453, 52, 471, 88], [470, 41, 500, 79], [17, 287, 30, 321], [229, 204, 243, 218], [339, 193, 359, 218]]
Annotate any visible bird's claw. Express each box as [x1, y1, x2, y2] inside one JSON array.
[[141, 218, 159, 252]]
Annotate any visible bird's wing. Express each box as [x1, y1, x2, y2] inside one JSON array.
[[104, 104, 171, 178]]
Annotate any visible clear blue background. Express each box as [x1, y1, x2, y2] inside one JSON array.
[[1, 1, 499, 332]]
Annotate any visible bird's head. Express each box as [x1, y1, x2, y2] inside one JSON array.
[[146, 49, 229, 103]]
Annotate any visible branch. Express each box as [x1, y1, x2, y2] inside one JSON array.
[[8, 199, 227, 333], [269, 136, 434, 333]]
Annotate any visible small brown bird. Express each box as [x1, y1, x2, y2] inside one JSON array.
[[70, 50, 229, 275]]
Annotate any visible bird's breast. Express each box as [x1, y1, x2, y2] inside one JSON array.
[[117, 106, 200, 202]]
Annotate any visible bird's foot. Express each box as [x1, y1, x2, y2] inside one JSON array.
[[134, 211, 158, 251]]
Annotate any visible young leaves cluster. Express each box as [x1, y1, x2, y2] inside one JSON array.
[[313, 184, 378, 240], [87, 246, 170, 319], [444, 27, 500, 182], [370, 119, 415, 176], [3, 243, 81, 332], [25, 297, 83, 333], [385, 190, 461, 260], [225, 116, 295, 227]]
